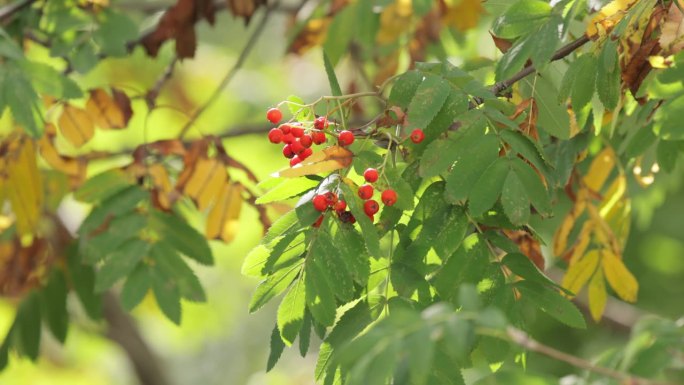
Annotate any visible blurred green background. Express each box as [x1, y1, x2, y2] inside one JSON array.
[[0, 1, 682, 384]]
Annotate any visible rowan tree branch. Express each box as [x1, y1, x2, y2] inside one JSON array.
[[490, 35, 591, 96], [177, 0, 282, 139], [145, 57, 178, 108], [506, 327, 677, 385]]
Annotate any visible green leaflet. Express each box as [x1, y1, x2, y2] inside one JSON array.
[[305, 259, 337, 327], [597, 39, 620, 110], [340, 183, 381, 258], [389, 70, 423, 109], [81, 211, 146, 263], [94, 238, 150, 292], [468, 157, 510, 217], [530, 15, 562, 69], [406, 73, 451, 129], [501, 170, 529, 225], [120, 264, 151, 311], [152, 267, 182, 325], [323, 52, 343, 96], [267, 324, 286, 372], [515, 280, 586, 329], [150, 242, 206, 302], [432, 234, 490, 301], [78, 185, 148, 235], [255, 176, 319, 204], [500, 126, 553, 177], [249, 260, 303, 313], [73, 169, 133, 203], [310, 231, 355, 302], [523, 73, 571, 139], [495, 35, 534, 81], [511, 157, 552, 216], [39, 270, 69, 343], [149, 210, 214, 265], [491, 0, 552, 39], [277, 274, 307, 345], [242, 232, 306, 278]]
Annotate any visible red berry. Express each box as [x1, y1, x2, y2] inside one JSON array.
[[268, 128, 283, 144], [324, 191, 338, 206], [290, 155, 302, 167], [364, 200, 379, 216], [314, 116, 328, 130], [300, 134, 313, 148], [338, 130, 355, 146], [313, 215, 324, 228], [312, 131, 326, 145], [300, 147, 313, 160], [291, 126, 304, 138], [334, 200, 347, 212], [279, 124, 291, 134], [266, 108, 282, 124], [381, 189, 398, 206], [283, 144, 294, 158], [283, 133, 295, 144], [363, 168, 379, 183], [290, 140, 305, 154], [358, 184, 374, 200], [410, 128, 425, 144], [312, 194, 328, 212]]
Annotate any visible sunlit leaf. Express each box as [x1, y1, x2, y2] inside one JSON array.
[[278, 146, 353, 178]]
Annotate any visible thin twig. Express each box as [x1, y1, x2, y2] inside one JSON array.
[[177, 0, 281, 139], [145, 57, 178, 108], [0, 0, 37, 24], [506, 327, 677, 385], [488, 35, 591, 97]]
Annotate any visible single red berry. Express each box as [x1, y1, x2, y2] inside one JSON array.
[[312, 194, 328, 212], [313, 215, 324, 228], [338, 130, 355, 146], [314, 116, 329, 130], [381, 189, 398, 206], [300, 134, 313, 148], [410, 128, 425, 144], [364, 199, 380, 216], [290, 155, 302, 167], [334, 200, 347, 212], [363, 168, 379, 183], [312, 131, 326, 145], [279, 124, 291, 134], [291, 126, 304, 138], [268, 128, 283, 144], [283, 144, 294, 159], [358, 184, 374, 200], [324, 191, 338, 207], [300, 147, 313, 160], [283, 133, 295, 144], [290, 140, 305, 154], [266, 108, 282, 124]]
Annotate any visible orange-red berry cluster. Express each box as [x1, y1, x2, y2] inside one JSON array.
[[266, 107, 356, 167], [311, 191, 356, 227], [355, 168, 398, 223]]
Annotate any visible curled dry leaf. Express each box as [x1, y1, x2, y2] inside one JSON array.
[[660, 0, 684, 54], [86, 88, 132, 129], [141, 0, 216, 58], [278, 145, 353, 178], [58, 104, 95, 147], [503, 229, 545, 270], [226, 0, 267, 23], [0, 237, 52, 297]]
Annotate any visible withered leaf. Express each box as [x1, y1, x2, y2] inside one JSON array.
[[59, 104, 95, 147], [86, 88, 132, 129]]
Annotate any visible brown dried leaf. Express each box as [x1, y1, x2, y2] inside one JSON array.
[[226, 0, 266, 23], [141, 0, 216, 58], [0, 237, 52, 297], [660, 0, 684, 54], [503, 229, 545, 270], [288, 17, 332, 55], [490, 32, 513, 54], [59, 104, 95, 147]]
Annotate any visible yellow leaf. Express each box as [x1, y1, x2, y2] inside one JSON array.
[[148, 164, 175, 210], [288, 17, 332, 55], [183, 157, 219, 200], [588, 267, 607, 321], [197, 164, 227, 211], [660, 0, 684, 54], [206, 183, 243, 242], [442, 0, 484, 32], [85, 88, 130, 129], [377, 1, 413, 44], [38, 136, 83, 176], [583, 147, 616, 192], [586, 0, 639, 39], [567, 220, 594, 264], [58, 104, 95, 147], [562, 249, 600, 297], [278, 146, 353, 178], [552, 189, 587, 256], [6, 138, 43, 236], [601, 249, 638, 302]]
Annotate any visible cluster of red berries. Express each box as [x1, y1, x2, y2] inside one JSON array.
[[266, 107, 356, 167], [355, 167, 398, 222], [311, 191, 355, 227]]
